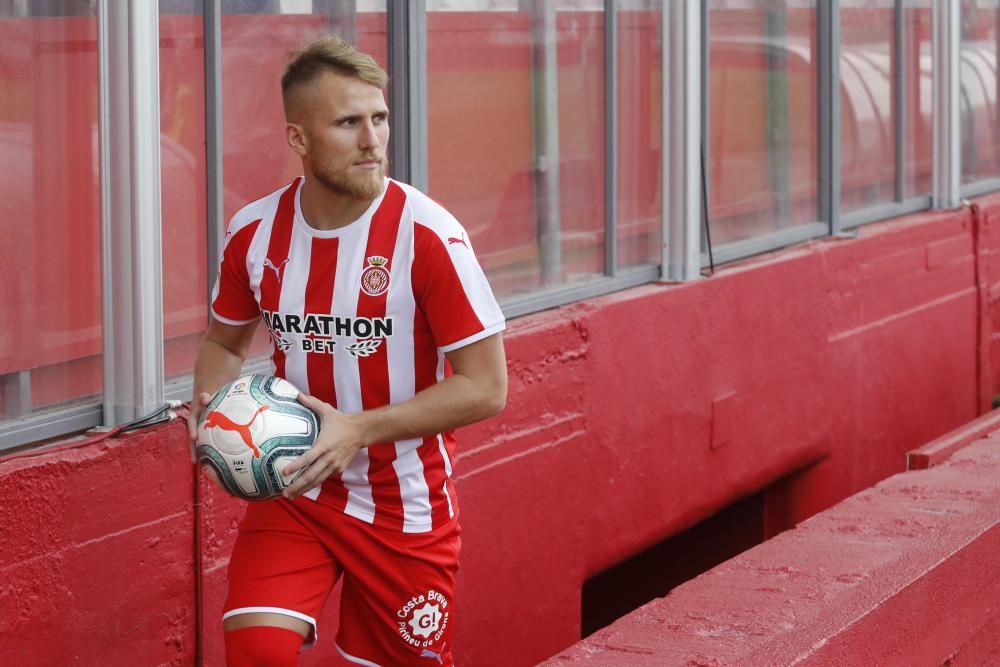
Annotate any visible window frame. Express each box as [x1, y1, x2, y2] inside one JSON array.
[[0, 0, 982, 451]]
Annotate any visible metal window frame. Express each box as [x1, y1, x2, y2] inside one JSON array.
[[933, 0, 961, 209], [0, 0, 166, 452], [963, 176, 1000, 199], [102, 0, 165, 426], [710, 222, 828, 267], [501, 266, 661, 320], [605, 0, 618, 277], [663, 0, 702, 281], [206, 0, 224, 304], [838, 0, 934, 226], [818, 0, 841, 234], [389, 0, 428, 192]]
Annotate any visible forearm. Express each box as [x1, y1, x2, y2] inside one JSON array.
[[192, 337, 247, 399], [353, 371, 506, 447]]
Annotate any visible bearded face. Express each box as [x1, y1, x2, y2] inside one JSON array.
[[290, 71, 391, 204], [307, 144, 387, 201]]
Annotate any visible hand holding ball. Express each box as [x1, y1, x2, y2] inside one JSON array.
[[196, 374, 319, 500]]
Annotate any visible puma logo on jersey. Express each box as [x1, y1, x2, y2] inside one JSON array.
[[263, 257, 289, 282], [203, 404, 269, 458], [447, 233, 468, 248], [419, 644, 447, 664]]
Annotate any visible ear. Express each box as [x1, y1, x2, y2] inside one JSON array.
[[286, 122, 308, 156]]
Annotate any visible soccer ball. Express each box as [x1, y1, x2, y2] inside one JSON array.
[[196, 374, 319, 501]]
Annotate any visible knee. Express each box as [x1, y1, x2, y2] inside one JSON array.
[[225, 625, 303, 667]]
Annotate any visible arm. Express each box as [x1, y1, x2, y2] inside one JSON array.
[[185, 318, 260, 460], [282, 332, 507, 498]]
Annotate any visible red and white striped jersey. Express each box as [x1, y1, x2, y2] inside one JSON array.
[[211, 177, 505, 533]]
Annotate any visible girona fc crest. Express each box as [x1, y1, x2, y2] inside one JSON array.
[[361, 255, 390, 297]]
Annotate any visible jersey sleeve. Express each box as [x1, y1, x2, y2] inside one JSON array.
[[210, 218, 262, 325], [412, 221, 506, 352]]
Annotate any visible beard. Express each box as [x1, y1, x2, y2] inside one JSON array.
[[310, 154, 386, 201]]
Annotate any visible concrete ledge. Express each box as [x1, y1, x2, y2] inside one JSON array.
[[542, 434, 1000, 666], [907, 407, 1000, 470]]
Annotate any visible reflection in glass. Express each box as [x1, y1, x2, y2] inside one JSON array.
[[617, 0, 662, 270], [902, 0, 932, 198], [427, 2, 606, 299], [161, 1, 209, 380], [840, 0, 895, 213], [960, 0, 1000, 185], [0, 4, 103, 420], [707, 0, 818, 246]]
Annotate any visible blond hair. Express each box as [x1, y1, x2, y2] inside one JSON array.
[[281, 35, 388, 116]]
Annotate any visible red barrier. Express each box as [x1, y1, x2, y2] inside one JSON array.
[[542, 430, 1000, 666]]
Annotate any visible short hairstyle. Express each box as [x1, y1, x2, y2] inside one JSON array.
[[281, 34, 388, 116]]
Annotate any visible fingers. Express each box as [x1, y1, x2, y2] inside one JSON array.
[[283, 463, 329, 499], [282, 443, 325, 477], [283, 448, 354, 499], [187, 392, 214, 464], [186, 414, 199, 463], [296, 392, 328, 416]]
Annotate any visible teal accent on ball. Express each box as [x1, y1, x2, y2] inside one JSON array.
[[200, 373, 320, 501]]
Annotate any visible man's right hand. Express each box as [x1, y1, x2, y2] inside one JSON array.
[[186, 391, 213, 463]]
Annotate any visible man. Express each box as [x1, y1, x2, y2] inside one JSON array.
[[186, 35, 507, 667]]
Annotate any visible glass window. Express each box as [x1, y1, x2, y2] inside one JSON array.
[[617, 0, 662, 270], [707, 1, 818, 246], [427, 2, 606, 299], [0, 2, 103, 422], [840, 0, 895, 213], [903, 0, 932, 198], [960, 0, 1000, 185], [160, 1, 209, 381]]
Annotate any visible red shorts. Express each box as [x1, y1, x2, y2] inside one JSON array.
[[223, 497, 460, 666]]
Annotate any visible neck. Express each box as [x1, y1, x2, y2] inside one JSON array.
[[299, 176, 380, 231]]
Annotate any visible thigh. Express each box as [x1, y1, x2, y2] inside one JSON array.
[[333, 517, 461, 667], [224, 499, 341, 647]]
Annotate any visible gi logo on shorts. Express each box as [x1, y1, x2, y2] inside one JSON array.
[[397, 589, 450, 649], [361, 255, 390, 297]]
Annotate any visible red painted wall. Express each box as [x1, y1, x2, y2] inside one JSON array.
[[543, 426, 1000, 666], [0, 200, 994, 666]]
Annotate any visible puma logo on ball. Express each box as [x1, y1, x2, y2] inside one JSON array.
[[203, 404, 270, 458]]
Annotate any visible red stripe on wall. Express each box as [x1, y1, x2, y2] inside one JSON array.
[[260, 179, 300, 379], [304, 237, 339, 407], [356, 181, 406, 531]]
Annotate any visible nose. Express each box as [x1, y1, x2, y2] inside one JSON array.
[[359, 120, 380, 150]]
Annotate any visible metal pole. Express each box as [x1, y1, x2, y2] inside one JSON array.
[[98, 0, 115, 426], [104, 0, 165, 423], [818, 0, 841, 232], [529, 0, 562, 286], [605, 0, 618, 277], [895, 0, 905, 201], [388, 0, 427, 191], [205, 0, 224, 304], [663, 0, 701, 281], [932, 0, 961, 208], [765, 5, 791, 227]]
